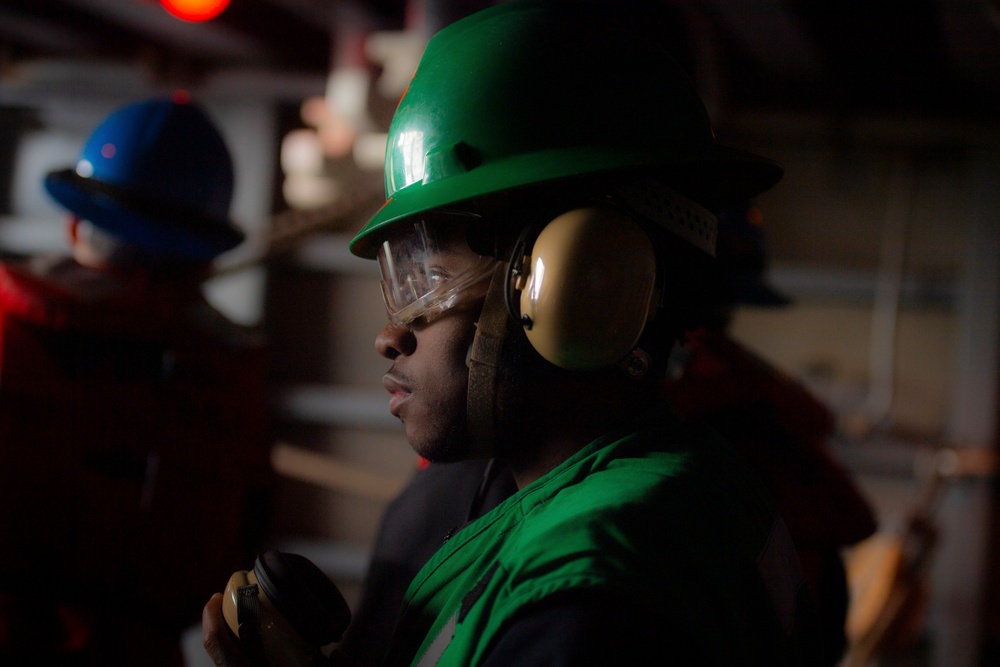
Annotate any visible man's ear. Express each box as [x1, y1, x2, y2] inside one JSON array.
[[67, 215, 80, 244]]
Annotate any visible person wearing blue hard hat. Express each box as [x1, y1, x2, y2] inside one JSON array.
[[0, 95, 272, 666], [43, 94, 245, 263]]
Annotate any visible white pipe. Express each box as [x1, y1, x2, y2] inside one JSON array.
[[864, 157, 915, 428]]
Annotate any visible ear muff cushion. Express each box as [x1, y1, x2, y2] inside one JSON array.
[[253, 550, 352, 646], [516, 207, 657, 370]]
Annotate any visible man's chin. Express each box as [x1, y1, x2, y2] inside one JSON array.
[[408, 430, 473, 464]]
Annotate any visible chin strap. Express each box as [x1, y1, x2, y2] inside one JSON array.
[[466, 264, 510, 459]]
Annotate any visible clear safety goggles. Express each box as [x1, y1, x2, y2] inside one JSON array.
[[377, 215, 499, 325]]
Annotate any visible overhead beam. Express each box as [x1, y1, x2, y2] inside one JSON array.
[[59, 0, 269, 61], [0, 7, 100, 54], [697, 0, 818, 76]]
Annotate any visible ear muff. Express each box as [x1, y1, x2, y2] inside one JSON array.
[[506, 206, 657, 371], [222, 550, 352, 664], [252, 550, 352, 647]]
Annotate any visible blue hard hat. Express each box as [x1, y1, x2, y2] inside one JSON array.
[[44, 95, 244, 261]]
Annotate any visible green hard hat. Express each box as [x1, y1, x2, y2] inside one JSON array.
[[350, 0, 782, 259]]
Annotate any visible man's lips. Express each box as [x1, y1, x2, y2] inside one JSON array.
[[382, 373, 411, 417]]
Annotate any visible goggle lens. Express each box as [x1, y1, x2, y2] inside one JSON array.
[[377, 218, 498, 325]]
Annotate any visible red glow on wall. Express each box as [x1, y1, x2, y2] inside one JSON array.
[[160, 0, 231, 22]]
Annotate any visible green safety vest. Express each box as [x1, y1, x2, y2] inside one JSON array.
[[384, 414, 805, 666]]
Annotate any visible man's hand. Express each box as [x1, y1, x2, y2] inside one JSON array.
[[202, 592, 358, 667], [202, 593, 252, 666]]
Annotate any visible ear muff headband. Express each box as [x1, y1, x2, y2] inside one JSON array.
[[507, 205, 658, 371], [467, 264, 512, 458]]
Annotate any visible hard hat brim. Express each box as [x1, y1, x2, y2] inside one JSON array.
[[351, 143, 782, 259], [45, 169, 244, 262]]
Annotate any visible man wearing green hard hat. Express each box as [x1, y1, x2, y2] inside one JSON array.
[[205, 1, 817, 664]]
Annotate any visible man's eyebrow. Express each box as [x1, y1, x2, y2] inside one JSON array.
[[427, 247, 472, 260]]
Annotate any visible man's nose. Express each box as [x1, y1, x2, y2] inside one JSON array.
[[376, 321, 416, 359]]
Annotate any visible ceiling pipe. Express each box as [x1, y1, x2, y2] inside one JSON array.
[[405, 0, 493, 37]]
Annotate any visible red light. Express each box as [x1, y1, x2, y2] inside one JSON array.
[[160, 0, 231, 22]]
